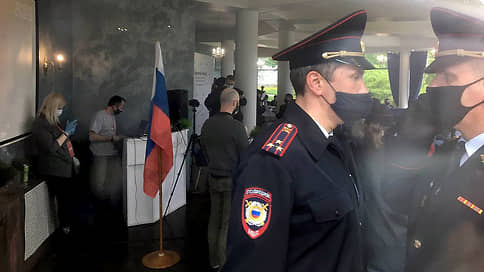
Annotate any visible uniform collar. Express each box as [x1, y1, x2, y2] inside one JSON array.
[[311, 116, 333, 139], [283, 102, 331, 160], [464, 132, 484, 161]]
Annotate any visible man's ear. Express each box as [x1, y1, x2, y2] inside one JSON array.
[[305, 71, 325, 96], [478, 79, 484, 102]]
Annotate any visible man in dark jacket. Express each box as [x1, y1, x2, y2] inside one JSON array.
[[200, 88, 248, 269], [205, 77, 226, 117], [222, 10, 374, 272], [276, 93, 294, 119]]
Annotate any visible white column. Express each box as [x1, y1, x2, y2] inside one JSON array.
[[277, 22, 295, 106], [235, 9, 258, 131], [221, 40, 235, 77], [398, 48, 410, 108]]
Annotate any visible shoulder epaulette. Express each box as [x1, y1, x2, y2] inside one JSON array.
[[261, 123, 298, 157]]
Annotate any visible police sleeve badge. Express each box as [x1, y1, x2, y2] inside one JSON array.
[[242, 187, 272, 239]]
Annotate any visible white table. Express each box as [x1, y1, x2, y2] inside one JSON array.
[[123, 130, 187, 227]]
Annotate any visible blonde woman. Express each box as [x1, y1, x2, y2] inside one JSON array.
[[31, 92, 78, 234]]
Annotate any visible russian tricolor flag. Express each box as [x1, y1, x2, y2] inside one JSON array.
[[143, 42, 173, 198]]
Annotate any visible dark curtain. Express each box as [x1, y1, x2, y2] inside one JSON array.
[[409, 51, 428, 102], [387, 52, 400, 106]]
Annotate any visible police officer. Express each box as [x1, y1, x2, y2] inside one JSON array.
[[222, 10, 374, 272], [384, 7, 484, 272]]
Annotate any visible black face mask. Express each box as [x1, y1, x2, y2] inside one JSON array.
[[427, 77, 484, 130], [113, 106, 123, 115], [332, 92, 373, 126]]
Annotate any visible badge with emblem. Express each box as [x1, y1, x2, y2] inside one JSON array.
[[242, 187, 272, 239]]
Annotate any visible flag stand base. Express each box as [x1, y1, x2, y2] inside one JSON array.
[[142, 250, 180, 269]]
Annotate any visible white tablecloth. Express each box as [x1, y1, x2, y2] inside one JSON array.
[[123, 130, 187, 226]]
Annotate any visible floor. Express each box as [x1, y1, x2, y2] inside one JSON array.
[[33, 192, 213, 272]]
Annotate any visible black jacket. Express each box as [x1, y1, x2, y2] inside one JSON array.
[[222, 103, 363, 272], [204, 89, 222, 117], [31, 116, 73, 178]]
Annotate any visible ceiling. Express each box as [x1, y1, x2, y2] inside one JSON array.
[[193, 0, 484, 57]]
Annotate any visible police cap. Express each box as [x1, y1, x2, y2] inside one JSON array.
[[272, 10, 374, 70], [426, 7, 484, 73]]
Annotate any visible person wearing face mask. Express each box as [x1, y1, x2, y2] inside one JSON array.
[[381, 8, 484, 272], [225, 75, 235, 89], [88, 95, 126, 231], [31, 92, 78, 235], [222, 10, 374, 272], [200, 88, 248, 269]]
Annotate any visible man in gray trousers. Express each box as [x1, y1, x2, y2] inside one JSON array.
[[200, 88, 248, 270], [89, 95, 125, 214]]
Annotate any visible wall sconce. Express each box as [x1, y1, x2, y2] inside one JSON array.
[[43, 53, 65, 75]]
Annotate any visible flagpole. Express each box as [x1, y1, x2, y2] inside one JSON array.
[[142, 150, 180, 269], [159, 179, 164, 252]]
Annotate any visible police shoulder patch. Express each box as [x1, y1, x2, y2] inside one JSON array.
[[242, 187, 272, 239], [261, 123, 298, 157]]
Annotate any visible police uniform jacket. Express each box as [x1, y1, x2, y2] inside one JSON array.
[[222, 102, 363, 272], [404, 142, 484, 272]]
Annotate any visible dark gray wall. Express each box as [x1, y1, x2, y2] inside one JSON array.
[[71, 0, 196, 139], [37, 0, 74, 123]]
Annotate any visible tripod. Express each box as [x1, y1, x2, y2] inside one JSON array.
[[163, 102, 205, 217]]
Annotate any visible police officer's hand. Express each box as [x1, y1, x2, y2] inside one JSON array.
[[112, 135, 121, 142], [65, 120, 78, 136]]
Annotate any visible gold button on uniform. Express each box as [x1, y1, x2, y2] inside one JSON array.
[[413, 240, 422, 249]]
